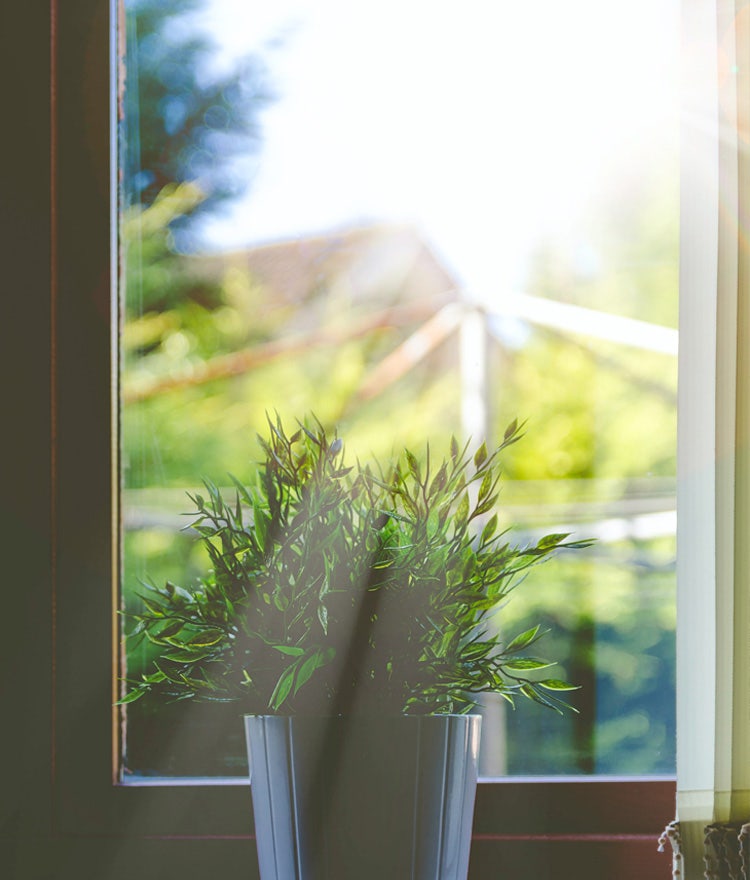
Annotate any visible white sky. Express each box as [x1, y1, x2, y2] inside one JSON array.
[[193, 0, 679, 296]]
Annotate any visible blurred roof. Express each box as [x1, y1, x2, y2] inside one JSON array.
[[197, 222, 459, 318]]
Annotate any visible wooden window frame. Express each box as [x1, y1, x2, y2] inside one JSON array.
[[0, 1, 677, 877]]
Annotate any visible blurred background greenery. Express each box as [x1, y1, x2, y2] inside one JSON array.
[[120, 0, 677, 778]]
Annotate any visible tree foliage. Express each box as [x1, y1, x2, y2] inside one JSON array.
[[126, 0, 273, 248]]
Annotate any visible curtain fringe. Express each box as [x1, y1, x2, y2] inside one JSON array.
[[658, 821, 750, 879]]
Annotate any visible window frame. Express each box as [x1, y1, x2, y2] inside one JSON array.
[[41, 0, 676, 877]]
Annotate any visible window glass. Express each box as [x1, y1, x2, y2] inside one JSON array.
[[120, 0, 678, 779]]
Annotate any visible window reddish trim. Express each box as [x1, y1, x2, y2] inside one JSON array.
[[474, 777, 675, 835], [64, 778, 674, 879], [469, 836, 671, 880], [469, 778, 675, 879]]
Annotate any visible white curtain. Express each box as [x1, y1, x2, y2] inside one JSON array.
[[677, 0, 750, 875]]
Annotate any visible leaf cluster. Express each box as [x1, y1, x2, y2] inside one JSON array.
[[122, 415, 593, 716]]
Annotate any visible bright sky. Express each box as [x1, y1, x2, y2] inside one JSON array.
[[194, 0, 679, 297]]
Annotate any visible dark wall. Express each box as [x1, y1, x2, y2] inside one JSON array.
[[0, 1, 54, 874]]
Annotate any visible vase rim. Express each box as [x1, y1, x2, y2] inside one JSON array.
[[243, 713, 482, 720]]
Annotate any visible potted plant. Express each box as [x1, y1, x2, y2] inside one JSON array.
[[121, 415, 591, 879]]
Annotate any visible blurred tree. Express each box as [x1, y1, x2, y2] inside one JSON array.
[[125, 0, 273, 251], [493, 150, 679, 487]]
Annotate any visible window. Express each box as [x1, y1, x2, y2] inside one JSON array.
[[9, 0, 710, 877], [120, 0, 680, 782]]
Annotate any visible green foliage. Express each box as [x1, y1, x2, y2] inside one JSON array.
[[494, 334, 677, 485], [494, 148, 678, 488], [122, 416, 592, 716], [126, 0, 273, 248]]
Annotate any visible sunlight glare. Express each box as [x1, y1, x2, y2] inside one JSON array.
[[195, 0, 678, 297]]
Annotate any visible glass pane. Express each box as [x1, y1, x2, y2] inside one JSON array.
[[119, 0, 678, 778]]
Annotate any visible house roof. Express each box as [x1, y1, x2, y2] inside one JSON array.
[[195, 222, 460, 319]]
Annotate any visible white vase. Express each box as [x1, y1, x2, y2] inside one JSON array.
[[244, 714, 481, 880]]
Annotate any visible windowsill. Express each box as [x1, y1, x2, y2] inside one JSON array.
[[117, 772, 676, 787]]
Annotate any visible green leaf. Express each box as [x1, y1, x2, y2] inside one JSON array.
[[477, 470, 493, 502], [538, 678, 580, 691], [187, 629, 225, 647], [473, 442, 487, 467], [429, 462, 448, 496], [520, 683, 564, 714], [502, 658, 555, 671], [379, 509, 412, 525], [538, 532, 570, 549], [300, 424, 321, 445], [562, 537, 596, 550], [253, 499, 268, 552], [272, 645, 305, 656], [153, 662, 185, 685], [293, 650, 324, 696], [503, 419, 519, 442], [179, 671, 209, 689], [136, 594, 165, 617], [405, 449, 421, 483], [455, 493, 470, 527], [162, 648, 215, 662], [157, 620, 184, 639], [144, 629, 175, 647], [142, 670, 167, 684], [505, 625, 543, 653], [481, 514, 498, 545], [129, 609, 147, 639], [270, 664, 298, 711], [116, 688, 145, 705], [165, 582, 193, 603]]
